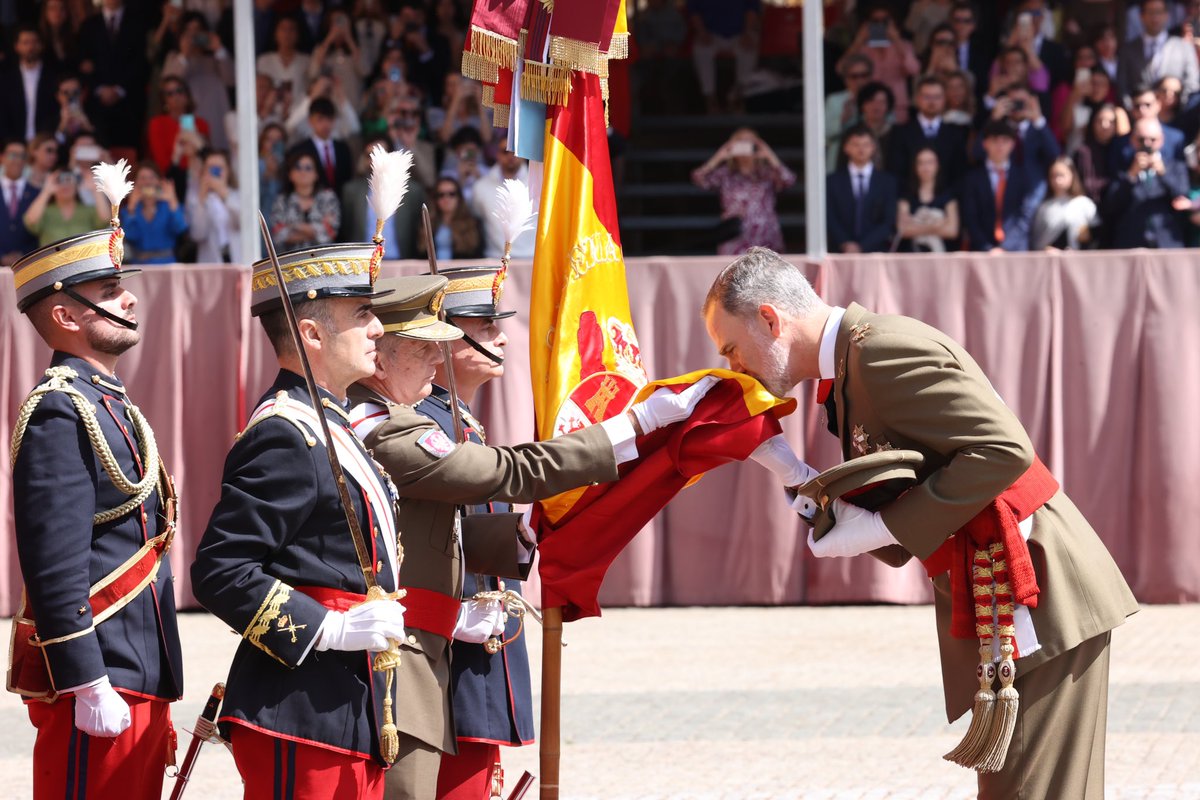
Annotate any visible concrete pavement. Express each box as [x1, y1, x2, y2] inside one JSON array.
[[0, 604, 1195, 799]]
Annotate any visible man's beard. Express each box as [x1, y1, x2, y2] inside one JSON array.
[[86, 318, 140, 356], [750, 327, 794, 398]]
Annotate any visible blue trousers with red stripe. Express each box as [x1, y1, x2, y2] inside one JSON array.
[[230, 724, 385, 800], [27, 693, 171, 800]]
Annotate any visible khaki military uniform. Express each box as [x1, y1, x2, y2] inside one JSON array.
[[349, 391, 618, 799], [828, 303, 1138, 798]]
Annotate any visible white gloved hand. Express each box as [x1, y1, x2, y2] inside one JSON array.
[[453, 598, 506, 644], [518, 506, 537, 548], [807, 498, 899, 558], [749, 435, 818, 487], [629, 375, 721, 433], [73, 676, 131, 738], [315, 599, 407, 653]]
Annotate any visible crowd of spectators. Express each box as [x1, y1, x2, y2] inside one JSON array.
[[824, 0, 1200, 253], [0, 0, 531, 267]]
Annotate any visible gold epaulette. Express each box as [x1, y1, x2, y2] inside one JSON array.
[[237, 391, 318, 447]]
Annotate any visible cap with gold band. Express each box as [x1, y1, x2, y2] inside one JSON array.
[[12, 229, 141, 313], [797, 449, 925, 542], [432, 265, 516, 320], [250, 242, 394, 317], [372, 275, 463, 341]]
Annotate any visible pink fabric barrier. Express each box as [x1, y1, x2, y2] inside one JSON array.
[[2, 252, 1197, 616]]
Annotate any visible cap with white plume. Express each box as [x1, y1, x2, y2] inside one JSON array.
[[366, 144, 414, 285], [90, 159, 135, 268], [492, 178, 536, 266]]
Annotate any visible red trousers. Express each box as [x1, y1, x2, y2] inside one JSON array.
[[27, 693, 172, 800], [230, 723, 385, 800], [436, 741, 501, 800]]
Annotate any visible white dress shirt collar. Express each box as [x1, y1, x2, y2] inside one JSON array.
[[848, 162, 874, 182], [819, 306, 847, 380]]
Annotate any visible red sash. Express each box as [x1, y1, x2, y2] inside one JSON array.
[[921, 457, 1059, 639], [297, 585, 459, 640]]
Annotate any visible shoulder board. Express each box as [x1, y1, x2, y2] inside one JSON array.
[[238, 391, 319, 447], [416, 428, 455, 459]]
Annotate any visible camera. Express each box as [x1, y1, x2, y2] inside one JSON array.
[[55, 171, 77, 185], [1138, 140, 1155, 155], [209, 165, 223, 178], [1010, 98, 1026, 113], [867, 20, 889, 47]]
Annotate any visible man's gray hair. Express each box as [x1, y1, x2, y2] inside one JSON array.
[[703, 247, 821, 319]]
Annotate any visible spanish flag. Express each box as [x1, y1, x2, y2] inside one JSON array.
[[529, 70, 648, 523]]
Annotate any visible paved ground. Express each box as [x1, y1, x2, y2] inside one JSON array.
[[0, 605, 1196, 799]]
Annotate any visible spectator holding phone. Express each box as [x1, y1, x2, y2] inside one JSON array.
[[0, 140, 38, 266], [124, 162, 188, 264], [1053, 49, 1116, 150], [67, 135, 109, 208], [256, 16, 311, 103], [22, 168, 106, 248], [837, 7, 920, 124], [25, 134, 61, 190], [825, 55, 874, 173], [53, 74, 94, 144], [986, 84, 1061, 178], [387, 95, 437, 192], [1118, 0, 1200, 106], [442, 126, 487, 205], [162, 12, 234, 152], [436, 74, 493, 147], [148, 76, 211, 177], [693, 128, 796, 255], [309, 9, 368, 112], [258, 122, 287, 217], [1073, 104, 1128, 206], [186, 148, 240, 264], [270, 151, 341, 250], [385, 2, 452, 107], [1109, 84, 1185, 173], [285, 74, 362, 144]]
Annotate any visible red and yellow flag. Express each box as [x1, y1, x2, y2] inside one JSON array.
[[529, 71, 648, 522]]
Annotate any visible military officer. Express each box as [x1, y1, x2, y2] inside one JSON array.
[[703, 247, 1138, 799], [8, 225, 183, 800], [191, 243, 408, 800], [347, 276, 716, 800], [414, 267, 532, 800]]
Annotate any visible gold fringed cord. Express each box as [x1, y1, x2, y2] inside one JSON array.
[[462, 49, 500, 84], [482, 83, 496, 109], [493, 102, 511, 129], [521, 60, 572, 106], [469, 26, 520, 69], [944, 547, 998, 770], [549, 35, 609, 77], [607, 32, 629, 60]]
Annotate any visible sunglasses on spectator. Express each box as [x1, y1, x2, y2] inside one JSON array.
[[393, 109, 420, 118], [952, 16, 974, 24], [437, 190, 459, 198]]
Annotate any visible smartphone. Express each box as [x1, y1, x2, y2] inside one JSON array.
[[388, 66, 403, 83], [867, 20, 889, 47], [179, 114, 196, 133], [209, 165, 223, 177], [74, 144, 102, 162], [1016, 12, 1033, 36], [729, 140, 755, 157], [1075, 67, 1090, 86]]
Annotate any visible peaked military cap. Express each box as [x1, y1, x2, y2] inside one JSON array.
[[798, 449, 925, 541], [250, 242, 393, 316], [12, 229, 141, 313], [432, 266, 516, 320], [372, 275, 463, 341]]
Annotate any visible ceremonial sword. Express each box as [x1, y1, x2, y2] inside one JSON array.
[[421, 203, 466, 444], [255, 211, 405, 762], [167, 683, 225, 800]]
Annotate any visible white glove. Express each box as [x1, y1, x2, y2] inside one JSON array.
[[73, 676, 131, 738], [453, 598, 507, 644], [630, 375, 721, 433], [315, 599, 407, 653], [518, 506, 537, 547], [749, 435, 818, 486], [807, 498, 899, 558]]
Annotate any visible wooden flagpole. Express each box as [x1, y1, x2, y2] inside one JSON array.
[[539, 605, 564, 799]]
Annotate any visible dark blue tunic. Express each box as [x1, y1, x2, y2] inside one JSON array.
[[12, 352, 183, 699], [415, 386, 536, 746], [192, 370, 402, 763]]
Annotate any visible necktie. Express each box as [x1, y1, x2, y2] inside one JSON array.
[[816, 379, 833, 404], [323, 142, 335, 187], [108, 14, 118, 40], [854, 173, 867, 237], [993, 169, 1007, 245], [8, 183, 19, 219]]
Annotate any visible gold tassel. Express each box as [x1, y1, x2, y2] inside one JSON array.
[[549, 35, 609, 77], [608, 32, 630, 60], [482, 84, 496, 109], [521, 60, 572, 105], [469, 26, 519, 69], [943, 547, 998, 770], [367, 586, 405, 764], [462, 49, 499, 84], [493, 102, 511, 129], [979, 639, 1019, 772]]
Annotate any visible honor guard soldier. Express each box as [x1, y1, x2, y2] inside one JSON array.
[[414, 267, 533, 800], [191, 243, 408, 800], [8, 161, 183, 800], [704, 248, 1138, 799], [346, 276, 716, 800]]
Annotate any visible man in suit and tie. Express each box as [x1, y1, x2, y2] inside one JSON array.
[[1109, 84, 1185, 173], [0, 26, 58, 144], [287, 97, 353, 196], [827, 125, 898, 254], [887, 76, 970, 187], [340, 136, 425, 258], [76, 0, 149, 154], [1116, 0, 1200, 105], [702, 247, 1136, 799], [1100, 116, 1191, 249], [949, 2, 994, 104], [961, 120, 1045, 252], [981, 84, 1060, 178], [0, 140, 37, 265]]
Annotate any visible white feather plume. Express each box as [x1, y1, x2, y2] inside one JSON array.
[[493, 178, 536, 247], [90, 159, 134, 215], [367, 144, 413, 225]]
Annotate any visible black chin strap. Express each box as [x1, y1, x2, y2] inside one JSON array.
[[62, 287, 139, 331], [460, 332, 504, 365]]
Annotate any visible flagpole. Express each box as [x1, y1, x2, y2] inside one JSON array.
[[539, 605, 563, 800]]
